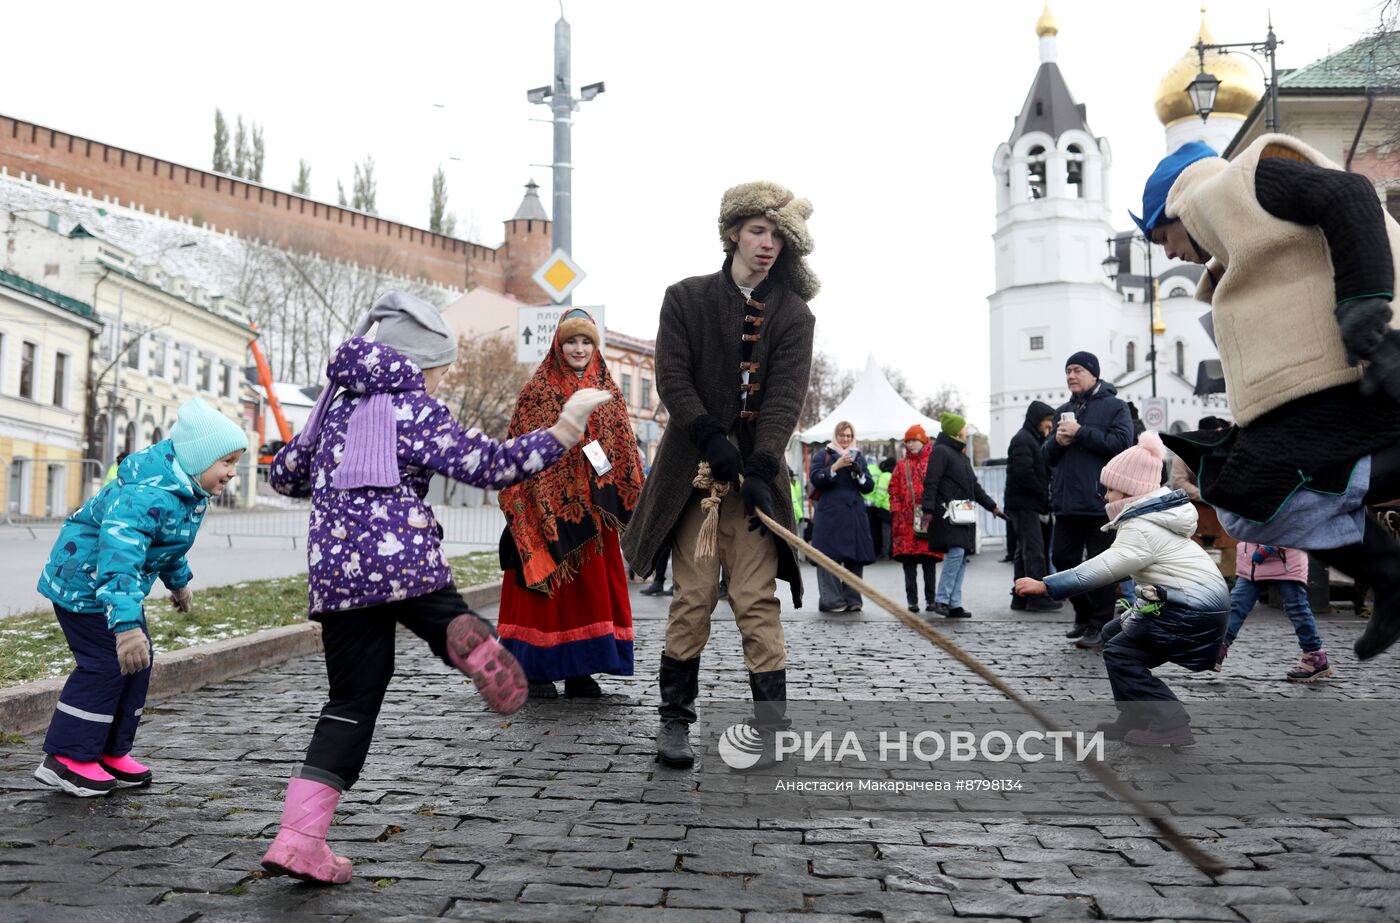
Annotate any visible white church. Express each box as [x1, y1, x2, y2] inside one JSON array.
[[987, 5, 1254, 452]]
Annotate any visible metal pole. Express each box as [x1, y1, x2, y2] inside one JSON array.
[[1146, 239, 1157, 398], [1266, 19, 1280, 133], [106, 276, 125, 467], [552, 15, 573, 304]]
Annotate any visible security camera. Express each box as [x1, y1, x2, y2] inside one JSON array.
[[580, 81, 605, 101], [527, 86, 552, 104]]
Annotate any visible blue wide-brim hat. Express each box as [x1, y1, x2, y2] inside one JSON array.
[[1130, 141, 1220, 237]]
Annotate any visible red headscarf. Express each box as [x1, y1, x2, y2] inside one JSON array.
[[499, 311, 643, 592]]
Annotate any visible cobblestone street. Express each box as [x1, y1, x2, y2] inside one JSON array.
[[3, 555, 1400, 922]]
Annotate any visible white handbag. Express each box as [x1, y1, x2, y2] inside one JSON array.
[[944, 499, 978, 526]]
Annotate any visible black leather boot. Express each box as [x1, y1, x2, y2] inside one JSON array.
[[656, 654, 700, 767], [1313, 514, 1400, 660], [741, 669, 789, 772]]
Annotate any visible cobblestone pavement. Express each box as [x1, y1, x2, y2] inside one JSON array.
[[3, 554, 1400, 921]]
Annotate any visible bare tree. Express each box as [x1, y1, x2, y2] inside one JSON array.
[[212, 109, 231, 173], [918, 384, 966, 421], [882, 364, 919, 405], [799, 349, 855, 432], [352, 157, 377, 214], [250, 125, 265, 183], [436, 334, 534, 441], [233, 116, 249, 178], [292, 159, 312, 195]]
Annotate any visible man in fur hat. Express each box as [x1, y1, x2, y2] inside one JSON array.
[[623, 181, 816, 768], [1142, 135, 1400, 662]]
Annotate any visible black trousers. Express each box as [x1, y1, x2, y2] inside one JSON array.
[[902, 559, 936, 606], [1051, 514, 1116, 629], [1100, 602, 1227, 731], [301, 586, 474, 791], [1009, 510, 1050, 582]]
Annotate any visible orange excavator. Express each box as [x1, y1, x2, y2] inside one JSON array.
[[249, 322, 293, 465]]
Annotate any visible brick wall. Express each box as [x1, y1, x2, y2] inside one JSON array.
[[0, 114, 537, 294]]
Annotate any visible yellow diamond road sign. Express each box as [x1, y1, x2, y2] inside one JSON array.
[[533, 249, 586, 303]]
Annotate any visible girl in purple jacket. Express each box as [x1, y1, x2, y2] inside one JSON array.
[[260, 292, 609, 885], [1217, 541, 1333, 683]]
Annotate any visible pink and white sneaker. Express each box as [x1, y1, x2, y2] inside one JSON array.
[[34, 754, 116, 797], [446, 613, 528, 715], [100, 753, 153, 788]]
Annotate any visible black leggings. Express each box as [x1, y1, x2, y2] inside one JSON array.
[[300, 586, 475, 791]]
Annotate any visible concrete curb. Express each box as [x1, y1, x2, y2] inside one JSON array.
[[0, 581, 502, 737]]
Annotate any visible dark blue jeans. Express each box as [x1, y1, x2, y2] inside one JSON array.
[[1101, 598, 1227, 731], [44, 605, 151, 762], [1224, 578, 1322, 652]]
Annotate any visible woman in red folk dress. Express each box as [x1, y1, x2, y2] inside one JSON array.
[[497, 309, 644, 698], [889, 425, 944, 614]]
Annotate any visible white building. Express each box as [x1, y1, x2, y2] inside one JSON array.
[[987, 5, 1239, 453]]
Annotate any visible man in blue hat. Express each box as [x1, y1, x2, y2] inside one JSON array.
[[1138, 134, 1400, 662]]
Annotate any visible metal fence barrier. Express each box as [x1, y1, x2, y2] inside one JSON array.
[[3, 457, 104, 530], [201, 502, 507, 550]]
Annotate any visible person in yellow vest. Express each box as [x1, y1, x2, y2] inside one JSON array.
[[1144, 136, 1400, 662], [102, 452, 129, 486], [865, 458, 893, 560]]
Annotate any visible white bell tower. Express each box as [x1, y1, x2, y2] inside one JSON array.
[[987, 2, 1123, 453]]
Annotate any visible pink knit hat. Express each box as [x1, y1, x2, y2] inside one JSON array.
[[1101, 431, 1167, 499]]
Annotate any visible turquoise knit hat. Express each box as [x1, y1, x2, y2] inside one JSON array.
[[170, 397, 248, 476]]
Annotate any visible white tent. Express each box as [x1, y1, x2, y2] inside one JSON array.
[[798, 354, 942, 443]]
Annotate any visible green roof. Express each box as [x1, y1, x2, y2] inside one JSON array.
[[0, 268, 95, 320], [1280, 32, 1400, 91]]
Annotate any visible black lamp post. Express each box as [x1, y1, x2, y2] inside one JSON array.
[[1102, 236, 1160, 398], [1188, 17, 1282, 132]]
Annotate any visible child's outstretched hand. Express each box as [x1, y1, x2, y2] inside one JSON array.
[[548, 388, 613, 448], [1014, 577, 1048, 597], [171, 586, 193, 613]]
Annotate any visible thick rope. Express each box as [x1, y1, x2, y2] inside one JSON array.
[[750, 501, 1225, 877], [692, 462, 730, 560]]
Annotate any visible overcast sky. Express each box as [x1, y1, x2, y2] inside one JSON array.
[[5, 1, 1384, 429]]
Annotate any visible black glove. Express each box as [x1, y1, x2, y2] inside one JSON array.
[[704, 432, 742, 484], [1359, 329, 1400, 404], [741, 475, 775, 534], [1336, 297, 1393, 366]]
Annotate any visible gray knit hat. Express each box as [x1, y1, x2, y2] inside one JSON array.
[[354, 290, 458, 371]]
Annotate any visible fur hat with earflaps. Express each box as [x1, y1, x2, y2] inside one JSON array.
[[719, 180, 820, 301]]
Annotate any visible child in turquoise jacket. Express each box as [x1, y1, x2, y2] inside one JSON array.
[[33, 397, 248, 797]]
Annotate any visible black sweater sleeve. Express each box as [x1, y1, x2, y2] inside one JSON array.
[[1254, 156, 1394, 303]]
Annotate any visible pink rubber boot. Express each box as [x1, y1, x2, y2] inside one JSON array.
[[260, 777, 353, 885], [100, 753, 152, 788], [446, 613, 528, 715]]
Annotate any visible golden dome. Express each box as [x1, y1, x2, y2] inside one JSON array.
[[1154, 8, 1263, 126], [1036, 1, 1058, 37]]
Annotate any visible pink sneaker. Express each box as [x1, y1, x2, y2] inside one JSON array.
[[34, 754, 115, 797], [100, 753, 153, 788], [446, 613, 528, 715], [261, 777, 353, 885]]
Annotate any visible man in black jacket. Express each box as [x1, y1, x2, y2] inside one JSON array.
[[1005, 401, 1061, 613], [1043, 352, 1135, 644]]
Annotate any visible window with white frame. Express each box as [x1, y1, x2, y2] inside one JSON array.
[[151, 338, 168, 379], [621, 373, 632, 403], [641, 377, 652, 410], [199, 355, 212, 392], [221, 363, 234, 398], [122, 327, 141, 371], [19, 341, 37, 399], [1175, 341, 1186, 377], [1126, 341, 1136, 374], [53, 352, 68, 407], [181, 348, 194, 387], [1029, 335, 1045, 351]]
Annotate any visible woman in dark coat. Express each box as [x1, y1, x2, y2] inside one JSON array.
[[921, 413, 1005, 619], [809, 420, 876, 612]]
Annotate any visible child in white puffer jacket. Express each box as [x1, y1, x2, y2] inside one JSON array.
[[1016, 431, 1229, 748]]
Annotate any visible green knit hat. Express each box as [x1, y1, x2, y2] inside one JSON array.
[[940, 412, 967, 439], [170, 397, 248, 476]]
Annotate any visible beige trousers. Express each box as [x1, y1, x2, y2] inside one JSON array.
[[664, 489, 786, 672]]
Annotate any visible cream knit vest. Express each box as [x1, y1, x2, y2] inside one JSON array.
[[1167, 133, 1400, 426]]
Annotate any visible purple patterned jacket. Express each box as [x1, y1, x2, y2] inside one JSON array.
[[269, 337, 564, 615]]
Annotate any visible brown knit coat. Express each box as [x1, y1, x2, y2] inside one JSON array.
[[622, 266, 815, 605]]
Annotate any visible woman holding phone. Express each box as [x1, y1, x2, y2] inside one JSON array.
[[808, 421, 876, 612]]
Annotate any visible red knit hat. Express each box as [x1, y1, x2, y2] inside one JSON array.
[[1101, 431, 1167, 499], [904, 424, 928, 444]]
